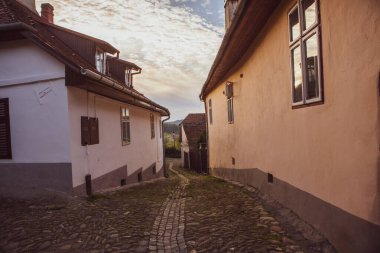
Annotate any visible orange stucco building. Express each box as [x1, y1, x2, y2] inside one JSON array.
[[200, 0, 380, 252]]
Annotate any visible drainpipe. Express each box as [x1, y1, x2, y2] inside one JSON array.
[[162, 115, 170, 177], [130, 69, 141, 89], [203, 100, 210, 174]]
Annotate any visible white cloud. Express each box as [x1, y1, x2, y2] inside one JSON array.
[[36, 0, 223, 120]]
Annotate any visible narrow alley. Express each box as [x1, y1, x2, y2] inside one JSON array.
[[0, 159, 335, 253]]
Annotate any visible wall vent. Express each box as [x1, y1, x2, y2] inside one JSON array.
[[138, 172, 142, 182], [268, 173, 273, 183], [152, 165, 156, 175]]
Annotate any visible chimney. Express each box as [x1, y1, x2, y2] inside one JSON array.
[[224, 0, 240, 30], [18, 0, 38, 14], [41, 3, 54, 24]]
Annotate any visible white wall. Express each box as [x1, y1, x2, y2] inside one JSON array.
[[0, 40, 70, 163], [67, 87, 164, 187], [180, 125, 189, 167]]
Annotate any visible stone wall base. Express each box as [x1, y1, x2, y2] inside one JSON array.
[[210, 167, 380, 253]]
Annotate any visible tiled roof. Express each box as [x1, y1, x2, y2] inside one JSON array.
[[182, 113, 206, 148], [0, 0, 169, 116], [181, 113, 206, 125], [200, 0, 281, 99], [0, 0, 17, 24]]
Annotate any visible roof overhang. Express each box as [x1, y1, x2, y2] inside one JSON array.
[[199, 0, 281, 100]]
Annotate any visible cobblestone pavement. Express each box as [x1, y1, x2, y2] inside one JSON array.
[[180, 167, 336, 253], [0, 159, 335, 253], [0, 176, 179, 253], [148, 166, 189, 253]]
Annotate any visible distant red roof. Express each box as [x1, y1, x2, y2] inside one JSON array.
[[181, 113, 206, 149]]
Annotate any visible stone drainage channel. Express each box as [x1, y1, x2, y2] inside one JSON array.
[[148, 164, 189, 253]]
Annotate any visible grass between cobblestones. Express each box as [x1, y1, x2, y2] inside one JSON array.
[[177, 167, 310, 253], [0, 173, 179, 253]]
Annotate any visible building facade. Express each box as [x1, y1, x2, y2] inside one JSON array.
[[200, 0, 380, 252], [0, 0, 169, 198]]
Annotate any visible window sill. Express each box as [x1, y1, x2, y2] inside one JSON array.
[[292, 100, 324, 110], [122, 141, 130, 146]]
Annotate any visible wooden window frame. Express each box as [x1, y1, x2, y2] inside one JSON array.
[[0, 98, 12, 159], [226, 82, 234, 124], [208, 99, 213, 124], [121, 107, 131, 146], [81, 116, 99, 146], [288, 0, 323, 108]]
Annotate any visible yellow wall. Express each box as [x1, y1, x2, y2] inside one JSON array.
[[206, 0, 380, 225]]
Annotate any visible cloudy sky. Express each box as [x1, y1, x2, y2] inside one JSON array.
[[36, 0, 225, 120]]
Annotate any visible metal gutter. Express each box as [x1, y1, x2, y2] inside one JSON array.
[[0, 22, 37, 32], [80, 68, 170, 116]]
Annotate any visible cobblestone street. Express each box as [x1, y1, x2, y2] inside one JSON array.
[[0, 159, 335, 253]]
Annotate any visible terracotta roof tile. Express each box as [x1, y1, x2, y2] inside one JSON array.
[[182, 113, 206, 149], [0, 0, 17, 24], [0, 0, 169, 116]]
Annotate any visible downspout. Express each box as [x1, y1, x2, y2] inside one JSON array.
[[130, 69, 141, 89], [162, 115, 170, 178], [203, 100, 210, 174]]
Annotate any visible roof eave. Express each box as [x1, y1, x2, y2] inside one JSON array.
[[199, 0, 281, 100]]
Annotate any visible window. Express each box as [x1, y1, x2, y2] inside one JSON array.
[[81, 116, 99, 146], [121, 108, 131, 145], [159, 118, 162, 138], [226, 82, 234, 123], [125, 69, 132, 87], [289, 0, 322, 106], [150, 113, 155, 139], [95, 48, 106, 74], [208, 99, 213, 124], [0, 98, 12, 159]]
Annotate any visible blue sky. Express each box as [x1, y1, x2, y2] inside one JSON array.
[[36, 0, 225, 120]]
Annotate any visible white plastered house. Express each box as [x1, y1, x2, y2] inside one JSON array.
[[0, 0, 170, 198]]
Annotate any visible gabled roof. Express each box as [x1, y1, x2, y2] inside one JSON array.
[[199, 0, 281, 100], [181, 113, 206, 148], [0, 0, 169, 116]]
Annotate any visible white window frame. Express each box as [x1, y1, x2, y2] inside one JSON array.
[[121, 107, 131, 145], [125, 69, 132, 87], [288, 0, 323, 107], [150, 113, 155, 139], [95, 47, 106, 74]]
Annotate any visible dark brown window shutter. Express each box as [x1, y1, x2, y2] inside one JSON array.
[[0, 98, 12, 159], [89, 117, 99, 144], [81, 116, 90, 146]]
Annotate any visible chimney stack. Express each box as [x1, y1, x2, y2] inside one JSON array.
[[41, 3, 54, 24]]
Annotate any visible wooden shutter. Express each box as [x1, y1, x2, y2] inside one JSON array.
[[0, 98, 12, 159], [89, 117, 99, 145], [81, 116, 90, 146]]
